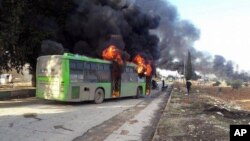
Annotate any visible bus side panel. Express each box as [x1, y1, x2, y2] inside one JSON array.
[[36, 60, 44, 99], [140, 82, 146, 95], [61, 59, 70, 101], [66, 82, 89, 102], [65, 82, 111, 102], [86, 83, 112, 100], [120, 82, 137, 97], [98, 83, 112, 99], [36, 76, 61, 100], [120, 82, 146, 97], [36, 77, 45, 99]]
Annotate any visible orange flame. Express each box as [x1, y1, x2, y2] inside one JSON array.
[[146, 89, 151, 96], [145, 64, 152, 76], [102, 45, 123, 64], [133, 54, 145, 74], [133, 54, 152, 76], [112, 91, 120, 98]]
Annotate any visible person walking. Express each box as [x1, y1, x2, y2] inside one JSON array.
[[186, 80, 192, 95], [161, 79, 166, 91], [162, 79, 165, 88]]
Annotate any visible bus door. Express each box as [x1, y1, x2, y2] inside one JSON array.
[[120, 67, 137, 97], [111, 62, 121, 98]]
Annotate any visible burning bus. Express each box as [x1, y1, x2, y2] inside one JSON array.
[[36, 53, 147, 103], [31, 0, 160, 103], [36, 35, 154, 103]]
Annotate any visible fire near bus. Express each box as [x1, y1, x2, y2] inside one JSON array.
[[36, 53, 147, 103]]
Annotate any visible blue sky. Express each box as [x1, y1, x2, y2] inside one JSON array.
[[167, 0, 250, 71]]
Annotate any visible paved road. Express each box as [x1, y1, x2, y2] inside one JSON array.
[[0, 87, 171, 141]]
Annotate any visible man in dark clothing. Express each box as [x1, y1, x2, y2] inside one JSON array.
[[186, 80, 192, 95], [152, 80, 158, 89], [161, 79, 166, 91], [162, 80, 165, 88]]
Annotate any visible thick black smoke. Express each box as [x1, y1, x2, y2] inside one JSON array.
[[41, 40, 64, 56], [136, 0, 200, 70], [36, 0, 249, 80], [40, 0, 160, 63]]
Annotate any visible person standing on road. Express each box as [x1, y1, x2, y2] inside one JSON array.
[[161, 79, 166, 91], [162, 79, 165, 88], [186, 80, 192, 95]]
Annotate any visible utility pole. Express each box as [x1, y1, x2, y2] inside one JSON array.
[[183, 60, 186, 83], [184, 61, 185, 78]]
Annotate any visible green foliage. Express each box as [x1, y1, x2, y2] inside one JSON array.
[[0, 0, 74, 74], [231, 80, 242, 90], [185, 51, 193, 80], [226, 80, 231, 86], [212, 81, 221, 86], [0, 0, 27, 72]]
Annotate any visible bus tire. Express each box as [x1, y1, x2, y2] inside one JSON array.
[[94, 88, 104, 104], [136, 87, 142, 99]]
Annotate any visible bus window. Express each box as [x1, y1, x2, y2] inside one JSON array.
[[129, 73, 138, 82], [70, 69, 84, 82], [77, 62, 84, 70], [78, 74, 84, 81], [101, 73, 111, 82], [98, 64, 104, 71], [99, 65, 111, 82], [70, 73, 78, 82], [85, 71, 98, 82], [70, 62, 76, 69], [125, 67, 130, 72], [91, 63, 98, 70], [84, 62, 90, 70], [130, 68, 134, 73], [122, 73, 129, 82], [103, 64, 110, 71]]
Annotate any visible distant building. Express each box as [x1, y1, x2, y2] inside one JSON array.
[[0, 74, 12, 84], [0, 64, 32, 85]]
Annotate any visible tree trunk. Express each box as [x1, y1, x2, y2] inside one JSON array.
[[31, 70, 36, 87]]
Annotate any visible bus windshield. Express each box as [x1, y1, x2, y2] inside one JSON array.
[[37, 56, 62, 77]]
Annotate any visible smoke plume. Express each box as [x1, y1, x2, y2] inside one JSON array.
[[39, 0, 160, 66], [36, 0, 249, 80], [135, 0, 200, 70]]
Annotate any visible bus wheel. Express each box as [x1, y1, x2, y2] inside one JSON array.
[[94, 88, 104, 104], [136, 87, 142, 99]]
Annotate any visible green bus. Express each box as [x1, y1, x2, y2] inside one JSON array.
[[36, 53, 146, 103]]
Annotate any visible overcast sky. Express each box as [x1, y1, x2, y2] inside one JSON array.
[[167, 0, 250, 71]]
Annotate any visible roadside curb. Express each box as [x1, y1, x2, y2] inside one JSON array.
[[0, 88, 35, 100], [151, 85, 174, 141]]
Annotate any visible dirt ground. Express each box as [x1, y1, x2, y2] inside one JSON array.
[[197, 85, 250, 110], [153, 83, 250, 141]]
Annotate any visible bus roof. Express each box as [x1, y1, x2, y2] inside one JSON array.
[[63, 53, 111, 64], [38, 53, 136, 67]]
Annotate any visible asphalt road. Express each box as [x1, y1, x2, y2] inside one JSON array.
[[0, 86, 171, 141]]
